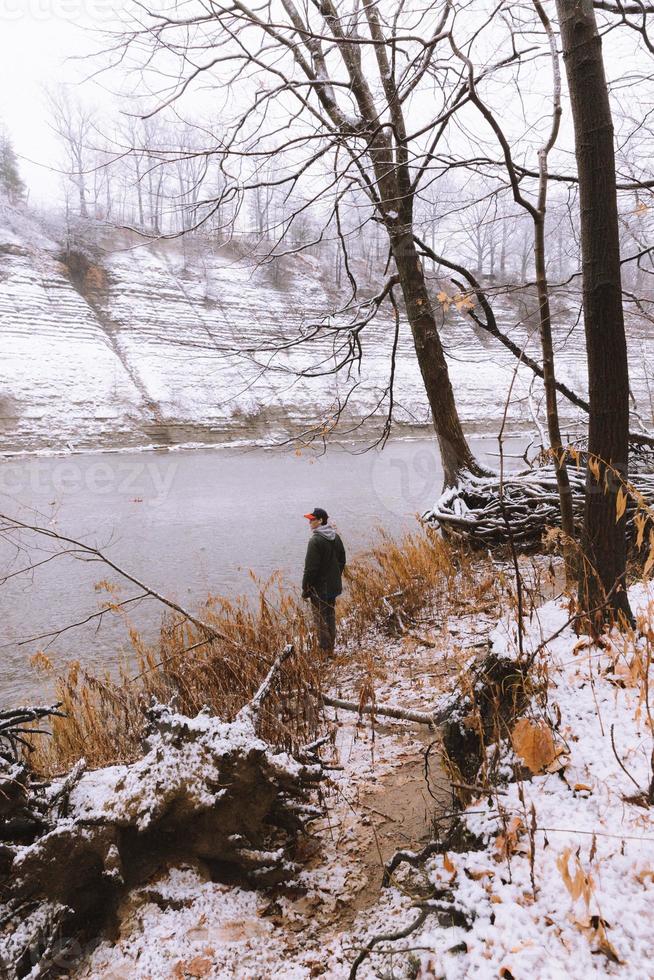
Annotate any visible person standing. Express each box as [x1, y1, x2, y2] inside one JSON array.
[[302, 507, 346, 654]]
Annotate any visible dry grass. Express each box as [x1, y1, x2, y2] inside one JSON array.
[[340, 525, 495, 640], [30, 575, 318, 774], [27, 529, 505, 776]]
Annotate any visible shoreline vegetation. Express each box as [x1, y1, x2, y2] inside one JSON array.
[[27, 527, 502, 775], [3, 521, 654, 977]]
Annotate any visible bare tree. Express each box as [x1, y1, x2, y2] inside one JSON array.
[[447, 3, 576, 561], [109, 1, 546, 483], [46, 88, 95, 219]]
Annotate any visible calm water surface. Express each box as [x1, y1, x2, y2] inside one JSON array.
[[1, 436, 519, 705]]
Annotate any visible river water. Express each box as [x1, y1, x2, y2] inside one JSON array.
[[1, 436, 520, 706]]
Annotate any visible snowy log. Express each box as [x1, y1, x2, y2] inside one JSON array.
[[0, 702, 324, 978], [320, 691, 437, 726], [424, 465, 654, 548]]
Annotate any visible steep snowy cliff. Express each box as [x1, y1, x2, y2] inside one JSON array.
[[0, 203, 608, 456]]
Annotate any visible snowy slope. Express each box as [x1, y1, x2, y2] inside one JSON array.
[[0, 208, 144, 453], [2, 202, 649, 456]]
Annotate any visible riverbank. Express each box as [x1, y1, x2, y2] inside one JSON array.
[[37, 531, 512, 978], [348, 584, 654, 979], [69, 576, 654, 980]]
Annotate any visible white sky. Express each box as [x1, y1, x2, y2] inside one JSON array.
[[0, 0, 127, 203], [0, 2, 648, 208]]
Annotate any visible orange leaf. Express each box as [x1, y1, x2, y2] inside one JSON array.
[[443, 851, 457, 881], [185, 956, 213, 978], [494, 816, 525, 861], [511, 717, 557, 774], [556, 848, 594, 906], [594, 921, 623, 964], [588, 457, 601, 482], [465, 867, 495, 881], [615, 487, 627, 522]]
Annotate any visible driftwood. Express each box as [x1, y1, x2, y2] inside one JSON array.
[[0, 705, 66, 849], [424, 465, 654, 548], [320, 691, 438, 727], [0, 652, 324, 979]]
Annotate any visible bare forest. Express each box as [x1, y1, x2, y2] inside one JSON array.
[[2, 1, 654, 977]]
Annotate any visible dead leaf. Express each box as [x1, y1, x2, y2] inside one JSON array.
[[494, 816, 525, 861], [572, 638, 591, 656], [464, 867, 495, 881], [573, 783, 593, 794], [443, 852, 457, 881], [185, 957, 213, 978], [594, 920, 623, 964], [556, 848, 594, 907], [544, 748, 569, 774], [510, 940, 534, 952], [615, 487, 627, 522], [453, 293, 475, 312], [511, 717, 557, 774]]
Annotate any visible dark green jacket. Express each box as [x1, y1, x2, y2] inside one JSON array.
[[302, 527, 346, 600]]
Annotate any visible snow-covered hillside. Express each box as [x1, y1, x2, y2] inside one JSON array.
[[0, 202, 635, 457]]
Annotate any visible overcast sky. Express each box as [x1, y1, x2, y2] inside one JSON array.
[[0, 1, 126, 202], [0, 2, 647, 208]]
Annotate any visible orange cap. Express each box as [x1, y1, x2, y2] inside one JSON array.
[[304, 512, 316, 520]]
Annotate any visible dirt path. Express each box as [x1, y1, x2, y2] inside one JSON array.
[[78, 607, 498, 979]]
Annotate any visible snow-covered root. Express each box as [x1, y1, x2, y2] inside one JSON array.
[[0, 684, 325, 978], [424, 465, 654, 548]]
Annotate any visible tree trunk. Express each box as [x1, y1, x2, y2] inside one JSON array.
[[500, 220, 507, 277], [532, 0, 576, 576], [534, 211, 576, 562], [391, 230, 480, 485], [556, 0, 632, 624], [135, 158, 144, 227], [76, 164, 88, 218]]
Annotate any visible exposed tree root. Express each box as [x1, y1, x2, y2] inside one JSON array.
[[424, 465, 654, 548], [0, 652, 325, 979]]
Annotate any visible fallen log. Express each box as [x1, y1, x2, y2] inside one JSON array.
[[320, 691, 437, 727], [424, 465, 654, 548], [0, 653, 325, 979]]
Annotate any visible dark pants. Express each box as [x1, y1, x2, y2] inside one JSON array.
[[311, 596, 336, 652]]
